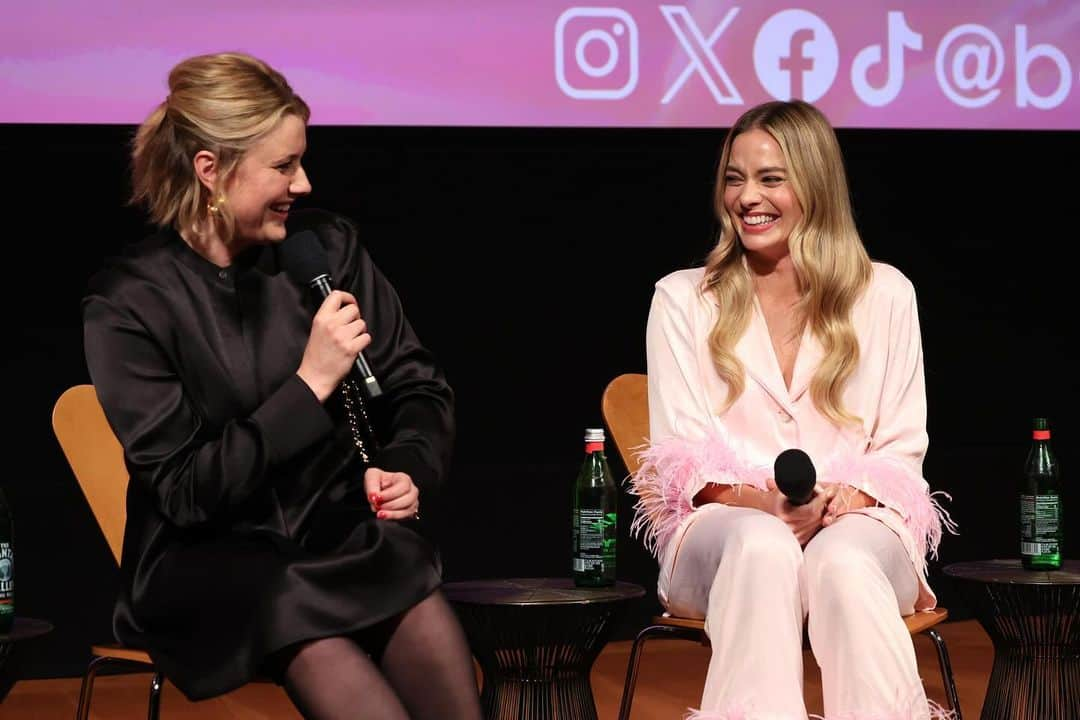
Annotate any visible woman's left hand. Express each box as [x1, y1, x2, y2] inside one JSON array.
[[364, 467, 420, 521], [822, 485, 878, 527]]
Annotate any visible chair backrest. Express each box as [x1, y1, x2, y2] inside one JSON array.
[[601, 373, 649, 476], [51, 384, 128, 566]]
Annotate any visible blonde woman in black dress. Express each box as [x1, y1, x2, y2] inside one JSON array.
[[83, 51, 482, 720]]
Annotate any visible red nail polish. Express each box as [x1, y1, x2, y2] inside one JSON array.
[[377, 510, 387, 519]]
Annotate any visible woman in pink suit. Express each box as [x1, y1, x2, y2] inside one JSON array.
[[629, 100, 955, 719]]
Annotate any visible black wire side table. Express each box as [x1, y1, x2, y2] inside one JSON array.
[[443, 578, 645, 720], [943, 559, 1079, 720], [0, 617, 54, 701]]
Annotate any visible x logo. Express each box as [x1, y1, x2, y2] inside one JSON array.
[[661, 5, 743, 105]]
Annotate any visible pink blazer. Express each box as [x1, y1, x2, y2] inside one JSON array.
[[629, 262, 955, 611]]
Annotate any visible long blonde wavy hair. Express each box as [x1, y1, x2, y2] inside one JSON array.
[[130, 52, 310, 244], [704, 100, 871, 427]]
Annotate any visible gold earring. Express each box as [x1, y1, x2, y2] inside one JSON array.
[[207, 196, 226, 214]]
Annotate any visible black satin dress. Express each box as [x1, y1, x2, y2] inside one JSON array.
[[82, 209, 451, 700]]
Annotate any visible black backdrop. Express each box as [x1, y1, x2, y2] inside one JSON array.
[[2, 122, 1076, 679]]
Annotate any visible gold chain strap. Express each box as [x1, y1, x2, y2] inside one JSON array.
[[340, 377, 378, 463]]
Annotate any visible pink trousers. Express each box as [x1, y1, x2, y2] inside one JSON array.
[[658, 505, 940, 720]]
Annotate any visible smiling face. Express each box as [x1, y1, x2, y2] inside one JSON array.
[[722, 128, 803, 261], [224, 113, 312, 248]]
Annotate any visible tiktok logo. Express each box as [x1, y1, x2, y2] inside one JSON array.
[[753, 9, 838, 102], [852, 12, 922, 107]]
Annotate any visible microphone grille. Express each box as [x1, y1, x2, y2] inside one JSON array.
[[279, 229, 330, 286], [774, 448, 816, 485]]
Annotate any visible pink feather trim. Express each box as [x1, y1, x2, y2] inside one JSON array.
[[684, 704, 752, 719], [683, 681, 954, 719], [686, 704, 953, 720], [815, 691, 956, 720], [823, 454, 958, 560], [627, 432, 769, 556]]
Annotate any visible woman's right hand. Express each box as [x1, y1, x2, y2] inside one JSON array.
[[296, 290, 372, 403], [759, 479, 835, 546], [695, 481, 835, 546]]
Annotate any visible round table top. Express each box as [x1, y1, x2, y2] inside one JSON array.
[[943, 559, 1080, 585], [443, 577, 646, 606], [0, 617, 53, 643]]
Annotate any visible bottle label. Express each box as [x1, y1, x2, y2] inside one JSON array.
[[573, 509, 616, 571], [1020, 495, 1060, 555], [0, 541, 12, 612]]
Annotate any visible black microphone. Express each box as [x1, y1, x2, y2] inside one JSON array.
[[773, 448, 816, 505], [280, 229, 383, 399]]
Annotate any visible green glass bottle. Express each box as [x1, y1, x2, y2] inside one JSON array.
[[1020, 417, 1062, 570], [0, 486, 13, 634], [572, 428, 617, 587]]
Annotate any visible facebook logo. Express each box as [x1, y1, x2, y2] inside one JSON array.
[[753, 9, 839, 102]]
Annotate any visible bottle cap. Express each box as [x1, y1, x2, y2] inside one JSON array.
[[584, 428, 605, 443], [1032, 417, 1051, 440]]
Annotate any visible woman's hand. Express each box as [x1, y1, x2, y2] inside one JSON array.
[[365, 467, 420, 521], [297, 290, 371, 402], [760, 478, 836, 545], [822, 485, 878, 527], [694, 481, 836, 546]]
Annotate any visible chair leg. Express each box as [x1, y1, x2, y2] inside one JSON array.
[[75, 655, 160, 720], [147, 671, 164, 720], [617, 624, 706, 720], [75, 656, 114, 720], [926, 628, 962, 720], [617, 626, 652, 720]]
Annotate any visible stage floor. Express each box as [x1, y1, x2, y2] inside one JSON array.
[[2, 618, 991, 719]]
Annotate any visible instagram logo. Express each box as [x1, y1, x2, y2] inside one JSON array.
[[555, 7, 639, 100], [753, 9, 838, 102]]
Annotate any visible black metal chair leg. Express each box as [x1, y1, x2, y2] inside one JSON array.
[[616, 627, 651, 720], [75, 655, 116, 720], [927, 628, 962, 720], [75, 655, 160, 720], [147, 671, 164, 720], [617, 624, 706, 720]]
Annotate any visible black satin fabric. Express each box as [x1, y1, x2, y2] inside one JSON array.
[[82, 209, 452, 700]]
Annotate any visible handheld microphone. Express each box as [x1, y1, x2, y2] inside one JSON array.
[[773, 448, 816, 505], [280, 230, 383, 399]]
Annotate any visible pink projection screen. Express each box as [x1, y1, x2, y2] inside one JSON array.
[[2, 1, 1078, 129]]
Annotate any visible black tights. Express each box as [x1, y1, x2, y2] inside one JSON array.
[[280, 590, 482, 720]]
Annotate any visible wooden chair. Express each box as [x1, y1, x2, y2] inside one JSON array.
[[52, 384, 165, 720], [601, 373, 962, 720]]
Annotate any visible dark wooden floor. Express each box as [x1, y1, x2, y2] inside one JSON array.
[[0, 619, 991, 719]]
